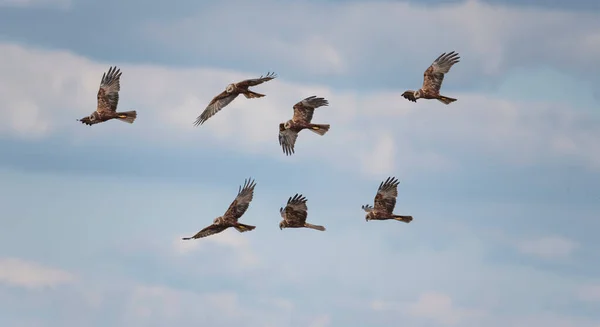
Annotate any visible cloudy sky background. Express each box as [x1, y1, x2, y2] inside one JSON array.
[[0, 0, 599, 326]]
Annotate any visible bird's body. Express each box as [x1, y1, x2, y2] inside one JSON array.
[[278, 96, 330, 156], [194, 72, 277, 126], [362, 177, 413, 223], [78, 66, 137, 126], [182, 178, 257, 240], [402, 51, 460, 105], [279, 194, 326, 231]]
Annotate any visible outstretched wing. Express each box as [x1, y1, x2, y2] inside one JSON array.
[[373, 176, 400, 214], [184, 223, 229, 239], [421, 51, 460, 95], [278, 127, 299, 156], [235, 72, 277, 88], [194, 91, 240, 126], [223, 178, 256, 220], [283, 193, 308, 225], [96, 66, 122, 114], [292, 96, 328, 124]]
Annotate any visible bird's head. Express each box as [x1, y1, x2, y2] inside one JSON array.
[[279, 220, 287, 230], [414, 89, 422, 99], [77, 112, 98, 126], [213, 216, 223, 224], [225, 83, 236, 93]]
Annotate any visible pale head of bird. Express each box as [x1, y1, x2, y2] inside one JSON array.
[[225, 84, 236, 93]]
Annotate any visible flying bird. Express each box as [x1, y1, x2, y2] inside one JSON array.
[[194, 72, 277, 126], [77, 66, 137, 126], [401, 51, 460, 105], [278, 96, 330, 156], [279, 194, 326, 231], [362, 176, 413, 223], [182, 178, 257, 240]]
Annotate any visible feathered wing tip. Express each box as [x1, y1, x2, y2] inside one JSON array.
[[261, 71, 277, 80], [288, 193, 307, 205], [238, 178, 256, 195], [362, 204, 374, 212], [436, 51, 460, 64], [304, 223, 326, 231], [302, 95, 329, 108], [182, 236, 193, 240], [401, 91, 417, 102], [379, 176, 400, 191]]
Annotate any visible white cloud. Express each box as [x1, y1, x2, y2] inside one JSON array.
[[0, 257, 75, 289], [172, 232, 260, 269], [373, 292, 485, 326], [0, 42, 599, 180], [517, 236, 579, 260]]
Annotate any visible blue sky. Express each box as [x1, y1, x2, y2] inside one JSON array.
[[0, 0, 599, 326]]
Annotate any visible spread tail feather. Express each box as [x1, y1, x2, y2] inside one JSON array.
[[304, 223, 326, 231], [308, 124, 330, 136], [116, 110, 137, 123], [234, 223, 256, 233], [243, 90, 265, 99], [393, 215, 413, 223], [436, 95, 457, 105]]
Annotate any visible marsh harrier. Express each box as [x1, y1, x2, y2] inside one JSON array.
[[279, 194, 326, 231], [278, 96, 330, 156], [362, 177, 413, 223], [182, 178, 257, 240], [401, 51, 460, 105], [194, 72, 277, 126], [77, 66, 137, 126]]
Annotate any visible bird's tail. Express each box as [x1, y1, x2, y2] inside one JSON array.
[[436, 95, 457, 105], [308, 124, 330, 136], [304, 223, 326, 231], [234, 223, 256, 233], [243, 90, 265, 99], [116, 110, 137, 123], [393, 215, 413, 223]]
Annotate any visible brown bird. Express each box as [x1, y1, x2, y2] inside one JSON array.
[[278, 96, 330, 156], [77, 66, 137, 126], [279, 194, 326, 231], [182, 178, 257, 240], [194, 72, 277, 126], [401, 51, 460, 105], [362, 176, 413, 223]]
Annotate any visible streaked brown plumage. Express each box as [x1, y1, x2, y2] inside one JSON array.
[[401, 51, 460, 105], [279, 194, 326, 231], [278, 96, 330, 156], [182, 178, 257, 240], [77, 66, 137, 126], [362, 176, 413, 223], [194, 72, 277, 126]]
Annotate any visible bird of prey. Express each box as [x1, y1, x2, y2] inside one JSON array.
[[77, 66, 137, 126], [279, 194, 326, 231], [278, 96, 330, 156], [362, 176, 413, 223], [182, 178, 257, 240], [401, 51, 460, 105], [194, 72, 277, 126]]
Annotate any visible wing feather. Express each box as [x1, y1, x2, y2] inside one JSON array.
[[187, 224, 229, 239], [283, 193, 308, 226], [96, 66, 122, 113], [235, 72, 277, 88], [194, 91, 239, 126], [292, 96, 329, 124], [223, 178, 256, 220], [373, 176, 400, 214], [278, 128, 299, 156], [421, 51, 460, 95]]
